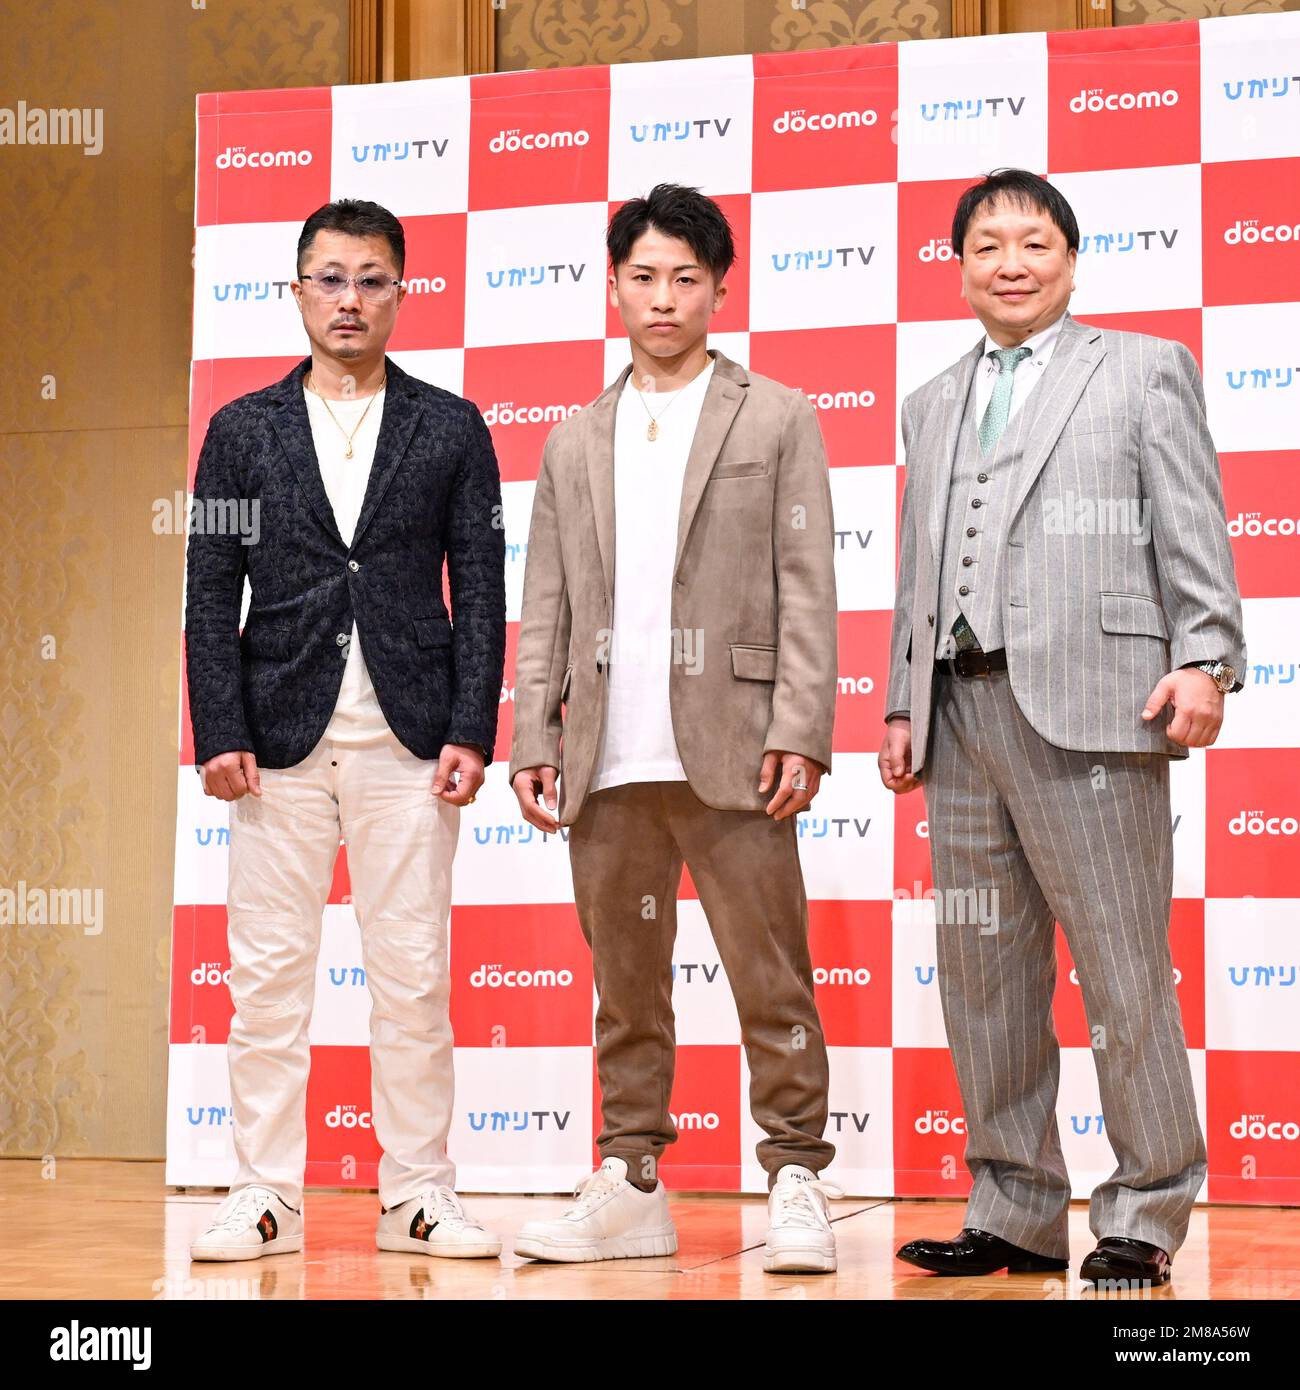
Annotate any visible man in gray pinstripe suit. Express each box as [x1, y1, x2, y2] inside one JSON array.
[[880, 169, 1246, 1286]]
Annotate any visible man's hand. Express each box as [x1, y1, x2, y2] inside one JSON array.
[[878, 717, 921, 794], [201, 750, 261, 801], [1142, 669, 1225, 748], [433, 743, 486, 805], [760, 750, 822, 821], [512, 765, 560, 833]]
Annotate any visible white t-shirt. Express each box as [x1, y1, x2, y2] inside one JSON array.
[[589, 357, 716, 792], [303, 382, 393, 745]]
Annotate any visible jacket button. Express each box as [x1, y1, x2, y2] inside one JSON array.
[[959, 585, 970, 597], [927, 614, 935, 627], [966, 527, 976, 538], [336, 633, 348, 646], [977, 472, 988, 483], [347, 560, 360, 572], [962, 556, 973, 567], [971, 498, 983, 509]]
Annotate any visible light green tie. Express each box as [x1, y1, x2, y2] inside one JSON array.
[[978, 345, 1032, 453]]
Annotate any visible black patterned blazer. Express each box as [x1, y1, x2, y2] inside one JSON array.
[[185, 354, 506, 769]]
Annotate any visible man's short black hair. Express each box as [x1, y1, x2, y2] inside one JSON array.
[[297, 198, 406, 279], [607, 182, 736, 282], [951, 169, 1079, 257]]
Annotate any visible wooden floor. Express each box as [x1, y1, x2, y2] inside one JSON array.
[[3, 1159, 1296, 1300]]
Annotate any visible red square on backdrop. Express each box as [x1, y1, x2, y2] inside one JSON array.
[[1207, 1051, 1300, 1205], [749, 324, 896, 468], [469, 67, 610, 211], [463, 341, 605, 483], [897, 177, 980, 321], [196, 89, 333, 227], [1047, 23, 1199, 174], [1203, 158, 1300, 307], [1220, 451, 1300, 598], [386, 213, 467, 351], [1206, 750, 1300, 898], [169, 904, 234, 1044], [450, 903, 594, 1047], [892, 1047, 972, 1198], [594, 1044, 741, 1190], [605, 193, 750, 338], [808, 900, 891, 1047], [1052, 900, 1205, 1050], [1074, 307, 1202, 369], [305, 1044, 383, 1187], [834, 610, 891, 751], [752, 43, 898, 192]]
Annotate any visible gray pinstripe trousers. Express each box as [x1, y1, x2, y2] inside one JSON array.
[[924, 666, 1206, 1259]]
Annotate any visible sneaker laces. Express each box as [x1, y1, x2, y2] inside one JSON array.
[[567, 1165, 624, 1218], [770, 1177, 843, 1230], [424, 1185, 477, 1231], [209, 1185, 277, 1234]]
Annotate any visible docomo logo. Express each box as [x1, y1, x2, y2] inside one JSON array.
[[918, 238, 957, 262], [190, 961, 231, 987], [1230, 1113, 1300, 1141], [813, 965, 872, 986], [1228, 512, 1299, 537], [489, 127, 590, 153], [1229, 811, 1300, 836], [482, 401, 583, 428], [469, 964, 575, 989], [914, 1109, 965, 1135], [1224, 219, 1300, 245], [773, 107, 878, 133], [215, 146, 313, 169], [325, 1104, 373, 1130], [1069, 87, 1179, 113], [670, 1110, 720, 1131]]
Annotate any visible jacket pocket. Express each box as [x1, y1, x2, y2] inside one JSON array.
[[242, 621, 292, 660], [731, 643, 778, 681], [1099, 591, 1168, 640], [710, 458, 769, 480], [413, 615, 452, 648]]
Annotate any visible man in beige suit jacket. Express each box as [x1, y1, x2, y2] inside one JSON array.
[[509, 184, 840, 1273]]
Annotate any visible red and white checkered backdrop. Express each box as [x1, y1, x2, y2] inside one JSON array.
[[169, 12, 1300, 1202]]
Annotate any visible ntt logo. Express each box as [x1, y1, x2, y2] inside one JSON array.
[[1225, 219, 1300, 244], [482, 401, 583, 428], [1069, 87, 1179, 112], [469, 964, 574, 988], [914, 1109, 965, 1135], [1229, 811, 1299, 836], [216, 146, 313, 169], [1231, 1113, 1299, 1141], [489, 127, 589, 152], [1228, 511, 1299, 536], [918, 238, 956, 262], [325, 1104, 372, 1129], [773, 107, 877, 133]]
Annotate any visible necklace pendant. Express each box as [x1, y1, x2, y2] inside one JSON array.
[[646, 419, 658, 442], [344, 442, 353, 459]]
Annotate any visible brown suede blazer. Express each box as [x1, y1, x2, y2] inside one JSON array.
[[509, 348, 838, 825]]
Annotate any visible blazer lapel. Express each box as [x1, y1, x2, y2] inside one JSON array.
[[925, 339, 984, 565], [351, 356, 424, 551], [673, 350, 748, 577], [584, 362, 633, 600], [1004, 313, 1106, 524], [270, 356, 343, 547]]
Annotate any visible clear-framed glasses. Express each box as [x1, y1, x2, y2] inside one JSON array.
[[300, 271, 403, 303]]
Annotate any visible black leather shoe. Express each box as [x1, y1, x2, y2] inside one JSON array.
[[1080, 1237, 1171, 1284], [896, 1227, 1068, 1276]]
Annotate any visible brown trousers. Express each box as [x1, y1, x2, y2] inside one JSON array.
[[567, 779, 834, 1187]]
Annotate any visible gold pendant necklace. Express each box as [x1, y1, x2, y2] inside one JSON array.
[[307, 372, 386, 458], [636, 379, 684, 442]]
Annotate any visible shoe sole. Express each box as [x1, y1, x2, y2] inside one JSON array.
[[189, 1234, 303, 1262], [376, 1233, 502, 1258], [1080, 1259, 1171, 1285], [764, 1245, 837, 1274], [897, 1252, 1068, 1276], [513, 1230, 678, 1263]]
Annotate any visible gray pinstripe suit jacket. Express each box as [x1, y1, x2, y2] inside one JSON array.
[[886, 311, 1246, 774]]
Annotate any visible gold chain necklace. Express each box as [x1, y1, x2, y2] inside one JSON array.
[[633, 378, 688, 442], [306, 372, 386, 459]]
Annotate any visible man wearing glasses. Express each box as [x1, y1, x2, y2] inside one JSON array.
[[185, 199, 506, 1261]]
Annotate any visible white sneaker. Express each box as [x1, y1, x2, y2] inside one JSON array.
[[763, 1164, 841, 1273], [190, 1185, 303, 1262], [376, 1186, 502, 1258], [514, 1157, 678, 1263]]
